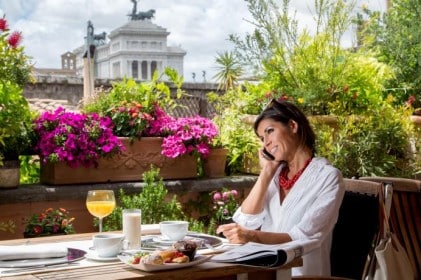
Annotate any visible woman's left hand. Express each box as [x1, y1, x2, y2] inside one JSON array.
[[216, 223, 250, 244]]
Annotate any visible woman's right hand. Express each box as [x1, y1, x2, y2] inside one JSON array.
[[258, 148, 281, 176]]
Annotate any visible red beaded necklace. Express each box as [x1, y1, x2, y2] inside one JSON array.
[[279, 158, 312, 191]]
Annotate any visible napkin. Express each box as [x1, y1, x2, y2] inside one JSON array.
[[0, 244, 68, 261]]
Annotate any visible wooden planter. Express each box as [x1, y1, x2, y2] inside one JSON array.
[[203, 148, 228, 178], [40, 137, 197, 185]]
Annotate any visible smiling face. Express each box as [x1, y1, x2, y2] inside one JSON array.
[[256, 118, 299, 162]]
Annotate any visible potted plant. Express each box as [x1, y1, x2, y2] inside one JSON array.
[[0, 82, 34, 188], [155, 114, 220, 178], [34, 69, 219, 184], [82, 68, 184, 141], [78, 69, 219, 182], [0, 16, 34, 188], [207, 86, 264, 175], [33, 107, 124, 168], [201, 134, 229, 178], [33, 107, 126, 184], [23, 208, 75, 238]]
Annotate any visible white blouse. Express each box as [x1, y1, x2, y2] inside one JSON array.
[[233, 157, 345, 276]]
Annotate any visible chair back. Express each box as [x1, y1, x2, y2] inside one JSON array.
[[359, 176, 421, 280], [330, 179, 382, 279]]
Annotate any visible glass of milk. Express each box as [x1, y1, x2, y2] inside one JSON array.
[[122, 209, 142, 250]]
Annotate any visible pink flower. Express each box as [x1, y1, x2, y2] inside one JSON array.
[[7, 31, 22, 48], [211, 188, 240, 222], [213, 192, 222, 201], [34, 107, 124, 168], [159, 115, 218, 158], [222, 191, 230, 200], [0, 17, 8, 31]]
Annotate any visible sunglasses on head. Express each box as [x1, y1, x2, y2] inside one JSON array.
[[264, 98, 287, 111]]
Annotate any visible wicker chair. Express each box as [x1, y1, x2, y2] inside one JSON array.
[[359, 176, 421, 280]]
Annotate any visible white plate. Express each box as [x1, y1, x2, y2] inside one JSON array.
[[85, 252, 119, 262], [118, 254, 211, 272], [144, 233, 223, 249], [151, 236, 177, 245], [0, 248, 86, 268]]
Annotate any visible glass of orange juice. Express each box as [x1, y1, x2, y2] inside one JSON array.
[[86, 190, 116, 232]]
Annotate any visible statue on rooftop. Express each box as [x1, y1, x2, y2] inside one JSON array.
[[83, 20, 107, 58], [84, 20, 95, 58], [129, 0, 155, 21]]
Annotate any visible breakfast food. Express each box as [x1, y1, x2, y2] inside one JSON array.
[[128, 239, 201, 265], [158, 249, 178, 262], [171, 255, 189, 263], [141, 253, 164, 265], [130, 249, 190, 265], [172, 240, 198, 261]]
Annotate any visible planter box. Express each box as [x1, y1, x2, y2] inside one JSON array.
[[40, 137, 197, 185], [203, 148, 228, 178]]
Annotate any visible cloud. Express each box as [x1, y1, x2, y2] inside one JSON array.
[[0, 0, 386, 82]]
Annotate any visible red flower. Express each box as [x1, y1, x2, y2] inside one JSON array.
[[406, 95, 416, 107], [33, 225, 42, 234], [0, 17, 8, 31], [8, 31, 22, 48]]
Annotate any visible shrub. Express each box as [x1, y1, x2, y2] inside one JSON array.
[[102, 166, 185, 231]]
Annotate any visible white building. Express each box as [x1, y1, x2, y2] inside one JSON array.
[[73, 18, 186, 81]]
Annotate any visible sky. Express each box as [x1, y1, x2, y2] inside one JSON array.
[[0, 0, 387, 82]]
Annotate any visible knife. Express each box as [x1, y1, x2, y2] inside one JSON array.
[[1, 262, 79, 274]]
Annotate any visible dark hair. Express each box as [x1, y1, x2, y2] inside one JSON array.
[[253, 99, 316, 155]]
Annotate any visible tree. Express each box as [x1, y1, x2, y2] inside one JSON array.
[[213, 51, 244, 91], [228, 0, 394, 115], [357, 0, 421, 107]]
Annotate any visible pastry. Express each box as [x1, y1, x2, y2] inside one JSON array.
[[158, 249, 178, 263], [141, 253, 164, 265], [171, 255, 189, 263], [172, 240, 198, 261]]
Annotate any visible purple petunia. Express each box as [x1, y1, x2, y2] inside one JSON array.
[[33, 107, 125, 168], [158, 115, 218, 158]]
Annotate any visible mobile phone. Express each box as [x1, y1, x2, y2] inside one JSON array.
[[262, 149, 275, 161]]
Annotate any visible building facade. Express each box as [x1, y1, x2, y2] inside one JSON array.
[[73, 17, 186, 80]]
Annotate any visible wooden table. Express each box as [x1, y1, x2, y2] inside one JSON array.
[[0, 230, 302, 280]]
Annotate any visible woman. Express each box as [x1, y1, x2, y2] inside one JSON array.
[[217, 99, 345, 276]]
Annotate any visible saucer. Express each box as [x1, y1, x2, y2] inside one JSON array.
[[85, 252, 120, 262], [152, 235, 178, 245]]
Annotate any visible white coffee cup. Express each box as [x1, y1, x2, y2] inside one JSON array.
[[93, 233, 124, 257], [159, 221, 189, 241], [122, 209, 141, 250]]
